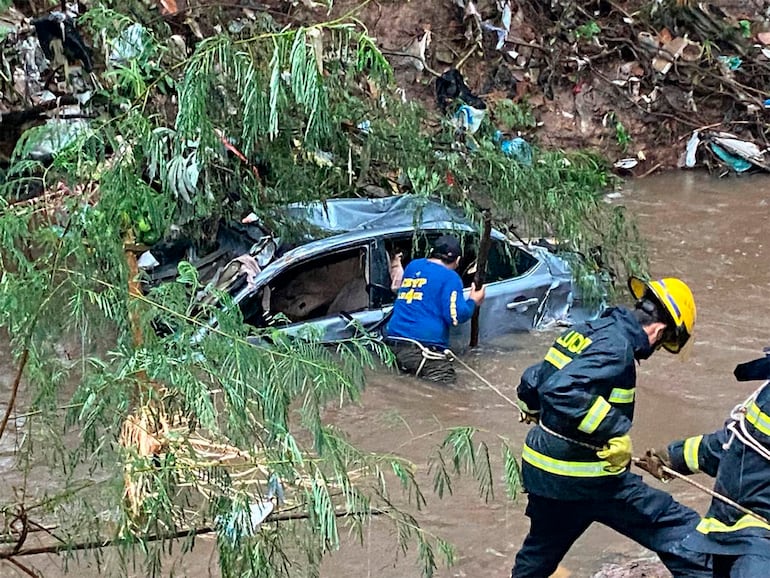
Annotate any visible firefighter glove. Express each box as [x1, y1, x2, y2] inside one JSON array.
[[636, 448, 672, 481], [516, 400, 540, 425], [597, 434, 633, 471]]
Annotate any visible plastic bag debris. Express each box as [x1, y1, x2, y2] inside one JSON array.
[[685, 130, 770, 173], [25, 118, 89, 161], [215, 475, 284, 544], [710, 143, 752, 172], [216, 500, 275, 544], [110, 23, 150, 65], [137, 251, 160, 270], [482, 21, 508, 50], [684, 130, 700, 168], [435, 68, 486, 112], [453, 104, 486, 134], [499, 135, 533, 166], [32, 11, 92, 71], [399, 30, 431, 71], [717, 55, 742, 72], [713, 135, 765, 162], [613, 158, 638, 170], [481, 0, 512, 51]]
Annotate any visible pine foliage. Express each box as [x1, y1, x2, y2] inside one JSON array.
[[0, 1, 648, 576], [0, 6, 452, 578]]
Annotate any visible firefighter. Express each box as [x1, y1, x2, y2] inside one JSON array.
[[638, 349, 770, 578], [511, 276, 711, 578]]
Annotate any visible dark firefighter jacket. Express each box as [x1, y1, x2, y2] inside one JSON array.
[[517, 307, 654, 500], [667, 382, 770, 556]]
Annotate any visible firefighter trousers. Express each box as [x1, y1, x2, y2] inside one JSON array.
[[713, 554, 770, 577], [511, 478, 712, 577]]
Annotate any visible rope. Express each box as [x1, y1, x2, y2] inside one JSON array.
[[447, 350, 603, 450], [631, 458, 770, 526], [724, 381, 770, 461], [443, 349, 520, 408], [386, 336, 451, 377], [438, 346, 770, 525], [538, 421, 603, 452]]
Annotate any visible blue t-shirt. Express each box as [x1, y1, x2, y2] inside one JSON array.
[[386, 258, 476, 348]]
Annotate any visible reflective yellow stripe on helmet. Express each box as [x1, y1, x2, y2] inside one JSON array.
[[522, 444, 624, 478], [683, 435, 702, 473], [608, 388, 635, 404], [746, 401, 770, 437], [697, 514, 770, 534], [578, 396, 612, 434], [544, 347, 571, 370]]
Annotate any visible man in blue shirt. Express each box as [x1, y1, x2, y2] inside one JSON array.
[[385, 235, 485, 383]]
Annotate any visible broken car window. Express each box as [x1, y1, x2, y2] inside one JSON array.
[[238, 245, 370, 327]]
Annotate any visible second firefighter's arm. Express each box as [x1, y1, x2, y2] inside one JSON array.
[[667, 428, 728, 477]]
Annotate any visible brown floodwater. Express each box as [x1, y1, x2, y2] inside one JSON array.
[[4, 171, 770, 577]]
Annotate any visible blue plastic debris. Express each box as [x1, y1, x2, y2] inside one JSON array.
[[500, 137, 533, 166], [217, 500, 275, 544], [709, 143, 752, 172], [717, 55, 742, 71], [214, 475, 285, 544], [357, 120, 371, 134]]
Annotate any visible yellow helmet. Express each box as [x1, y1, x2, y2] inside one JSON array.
[[628, 276, 696, 354]]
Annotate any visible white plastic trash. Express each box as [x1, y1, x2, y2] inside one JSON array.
[[137, 251, 160, 269], [685, 131, 700, 168], [217, 500, 275, 543], [453, 105, 486, 134], [613, 158, 638, 170]]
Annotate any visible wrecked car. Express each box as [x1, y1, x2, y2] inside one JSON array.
[[145, 196, 606, 350]]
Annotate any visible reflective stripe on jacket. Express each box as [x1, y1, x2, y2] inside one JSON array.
[[518, 307, 652, 500], [668, 383, 770, 556]]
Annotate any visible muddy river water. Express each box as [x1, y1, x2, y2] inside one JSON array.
[[5, 171, 770, 577]]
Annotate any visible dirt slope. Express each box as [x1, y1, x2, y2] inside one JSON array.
[[319, 0, 770, 175]]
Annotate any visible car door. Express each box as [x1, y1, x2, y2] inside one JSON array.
[[448, 237, 557, 350]]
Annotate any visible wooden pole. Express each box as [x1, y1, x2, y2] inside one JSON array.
[[469, 212, 492, 348]]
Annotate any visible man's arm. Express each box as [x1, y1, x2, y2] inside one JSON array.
[[442, 275, 477, 327], [539, 342, 633, 442], [667, 428, 728, 477], [517, 363, 542, 410]]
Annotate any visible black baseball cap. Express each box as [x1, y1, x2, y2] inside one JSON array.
[[431, 235, 462, 259]]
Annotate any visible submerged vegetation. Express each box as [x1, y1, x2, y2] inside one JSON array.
[[0, 1, 647, 576]]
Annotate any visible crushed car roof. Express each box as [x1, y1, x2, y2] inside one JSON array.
[[284, 195, 473, 233]]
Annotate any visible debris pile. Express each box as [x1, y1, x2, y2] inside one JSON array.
[[0, 3, 93, 163], [370, 0, 770, 175], [4, 1, 770, 177]]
